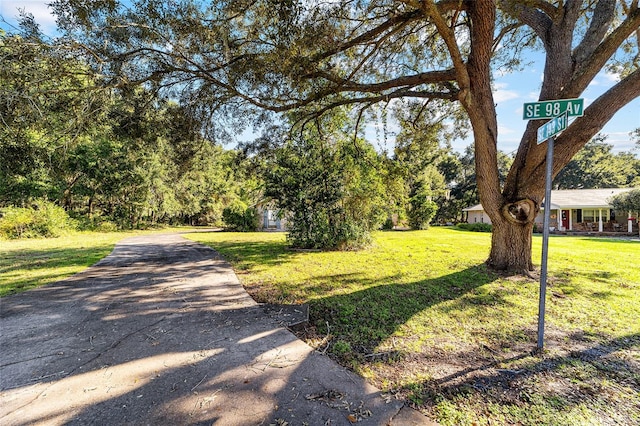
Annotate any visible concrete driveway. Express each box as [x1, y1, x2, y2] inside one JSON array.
[[0, 234, 430, 425]]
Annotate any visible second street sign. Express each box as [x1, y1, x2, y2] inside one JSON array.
[[523, 98, 584, 120], [537, 111, 568, 143]]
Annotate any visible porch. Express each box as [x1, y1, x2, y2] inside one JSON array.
[[537, 206, 638, 234]]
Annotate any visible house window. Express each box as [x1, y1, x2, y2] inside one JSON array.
[[582, 209, 595, 222], [582, 209, 609, 222]]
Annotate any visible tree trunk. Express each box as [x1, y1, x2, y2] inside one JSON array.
[[463, 1, 537, 272], [487, 215, 535, 272]]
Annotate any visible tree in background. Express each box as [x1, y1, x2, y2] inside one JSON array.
[[407, 166, 442, 229], [0, 27, 108, 205], [632, 128, 640, 151], [433, 146, 514, 224], [391, 99, 461, 227], [554, 135, 640, 189], [0, 26, 255, 230], [610, 189, 640, 237]]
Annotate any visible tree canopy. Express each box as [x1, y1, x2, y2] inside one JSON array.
[[610, 188, 640, 236], [554, 135, 640, 189], [0, 29, 257, 229]]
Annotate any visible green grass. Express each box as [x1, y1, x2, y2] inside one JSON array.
[[0, 228, 193, 297], [188, 228, 640, 425]]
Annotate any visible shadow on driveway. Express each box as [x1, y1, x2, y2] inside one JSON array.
[[0, 234, 430, 425]]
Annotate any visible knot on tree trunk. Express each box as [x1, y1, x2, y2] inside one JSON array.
[[502, 199, 536, 224]]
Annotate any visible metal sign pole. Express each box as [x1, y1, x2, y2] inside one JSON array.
[[537, 136, 554, 350], [525, 101, 579, 350]]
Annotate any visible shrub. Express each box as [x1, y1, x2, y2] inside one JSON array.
[[381, 217, 395, 230], [285, 210, 372, 250], [265, 133, 386, 250], [408, 195, 438, 230], [0, 200, 76, 239], [222, 200, 258, 231], [73, 216, 120, 232], [457, 222, 492, 232], [95, 221, 119, 232], [332, 340, 352, 355]]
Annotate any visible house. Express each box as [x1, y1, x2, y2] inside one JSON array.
[[463, 188, 638, 233], [255, 202, 288, 231]]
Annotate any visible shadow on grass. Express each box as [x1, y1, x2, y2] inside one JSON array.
[[552, 267, 633, 297], [405, 331, 640, 422], [194, 239, 298, 270], [187, 233, 638, 422], [306, 265, 499, 354]]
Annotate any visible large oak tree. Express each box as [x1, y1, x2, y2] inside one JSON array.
[[52, 0, 640, 272]]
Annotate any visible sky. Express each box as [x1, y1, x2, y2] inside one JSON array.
[[2, 0, 639, 155]]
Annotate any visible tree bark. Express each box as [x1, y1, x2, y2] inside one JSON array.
[[487, 219, 534, 272]]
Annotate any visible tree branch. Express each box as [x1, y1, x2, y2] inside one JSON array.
[[423, 0, 471, 102], [554, 67, 640, 172], [502, 0, 553, 47], [302, 68, 457, 93], [566, 5, 640, 96], [573, 0, 616, 64], [311, 9, 423, 62]]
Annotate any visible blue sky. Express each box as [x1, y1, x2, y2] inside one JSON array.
[[2, 0, 638, 155]]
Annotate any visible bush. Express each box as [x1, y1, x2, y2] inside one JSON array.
[[95, 221, 119, 232], [286, 210, 372, 250], [381, 217, 395, 230], [408, 195, 438, 230], [265, 128, 386, 251], [457, 222, 492, 232], [222, 200, 258, 231], [73, 216, 120, 232], [335, 221, 372, 250], [0, 200, 76, 239]]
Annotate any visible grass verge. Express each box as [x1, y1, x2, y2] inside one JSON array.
[[188, 228, 640, 425]]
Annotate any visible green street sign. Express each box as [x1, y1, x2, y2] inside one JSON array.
[[523, 98, 584, 120], [537, 111, 568, 143]]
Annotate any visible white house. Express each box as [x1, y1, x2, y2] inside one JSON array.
[[255, 202, 288, 231], [463, 188, 638, 233]]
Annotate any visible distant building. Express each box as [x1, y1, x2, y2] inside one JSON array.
[[255, 202, 288, 231], [463, 188, 638, 233]]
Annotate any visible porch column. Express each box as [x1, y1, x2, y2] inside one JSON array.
[[569, 209, 573, 231], [630, 211, 634, 233], [557, 209, 562, 231], [598, 209, 603, 232]]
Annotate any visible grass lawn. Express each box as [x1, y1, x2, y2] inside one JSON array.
[[0, 228, 193, 297], [188, 228, 640, 425]]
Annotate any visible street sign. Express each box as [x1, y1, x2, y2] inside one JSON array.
[[537, 111, 568, 143], [523, 98, 584, 120]]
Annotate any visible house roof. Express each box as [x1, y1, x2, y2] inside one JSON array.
[[462, 203, 483, 212], [462, 188, 635, 212], [543, 188, 633, 209]]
